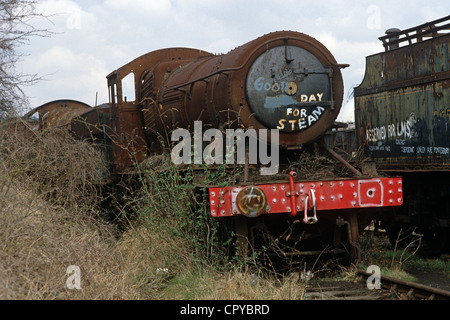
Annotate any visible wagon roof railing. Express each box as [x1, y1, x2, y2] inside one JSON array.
[[379, 15, 450, 51]]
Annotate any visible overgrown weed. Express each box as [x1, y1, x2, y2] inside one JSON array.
[[0, 121, 132, 299], [0, 120, 361, 300], [358, 226, 450, 282]]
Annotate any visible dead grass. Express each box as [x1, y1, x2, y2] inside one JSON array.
[[0, 172, 126, 299], [114, 225, 195, 299], [0, 120, 336, 300], [159, 267, 308, 300], [0, 121, 140, 299], [0, 121, 220, 299], [284, 145, 367, 181], [1, 120, 106, 209]]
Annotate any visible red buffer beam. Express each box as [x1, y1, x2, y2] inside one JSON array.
[[209, 177, 403, 219]]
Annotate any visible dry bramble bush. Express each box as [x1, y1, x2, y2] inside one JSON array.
[[0, 119, 361, 300], [0, 120, 142, 299], [0, 119, 227, 299], [0, 120, 106, 208]]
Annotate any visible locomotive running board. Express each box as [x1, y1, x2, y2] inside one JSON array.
[[209, 176, 403, 218]]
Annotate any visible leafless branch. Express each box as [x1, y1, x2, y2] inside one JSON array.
[[0, 0, 53, 117]]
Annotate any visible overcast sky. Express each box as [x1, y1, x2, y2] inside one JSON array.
[[19, 0, 449, 122]]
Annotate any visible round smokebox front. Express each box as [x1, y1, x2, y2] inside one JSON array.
[[245, 45, 331, 133]]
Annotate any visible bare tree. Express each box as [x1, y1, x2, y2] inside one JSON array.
[[0, 0, 51, 117]]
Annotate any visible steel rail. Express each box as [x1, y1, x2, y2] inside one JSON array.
[[357, 269, 450, 300]]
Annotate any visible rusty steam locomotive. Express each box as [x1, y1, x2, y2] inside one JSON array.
[[22, 30, 408, 262]]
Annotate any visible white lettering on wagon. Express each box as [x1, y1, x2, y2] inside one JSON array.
[[366, 113, 450, 156], [366, 118, 416, 143]]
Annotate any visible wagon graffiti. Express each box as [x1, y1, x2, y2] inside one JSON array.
[[366, 113, 416, 143], [364, 112, 450, 157]]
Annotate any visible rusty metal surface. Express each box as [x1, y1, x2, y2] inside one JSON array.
[[23, 99, 92, 131], [106, 48, 213, 172], [355, 16, 450, 171], [25, 32, 346, 174], [379, 15, 450, 51], [137, 31, 346, 153], [358, 269, 450, 300], [245, 45, 332, 133], [69, 103, 112, 139], [324, 123, 356, 160]]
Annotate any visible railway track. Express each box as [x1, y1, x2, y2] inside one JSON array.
[[302, 269, 450, 300], [303, 282, 389, 300], [357, 269, 450, 300]]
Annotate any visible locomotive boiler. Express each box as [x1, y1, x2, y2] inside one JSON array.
[[355, 15, 450, 254], [104, 31, 348, 172], [23, 31, 403, 262]]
